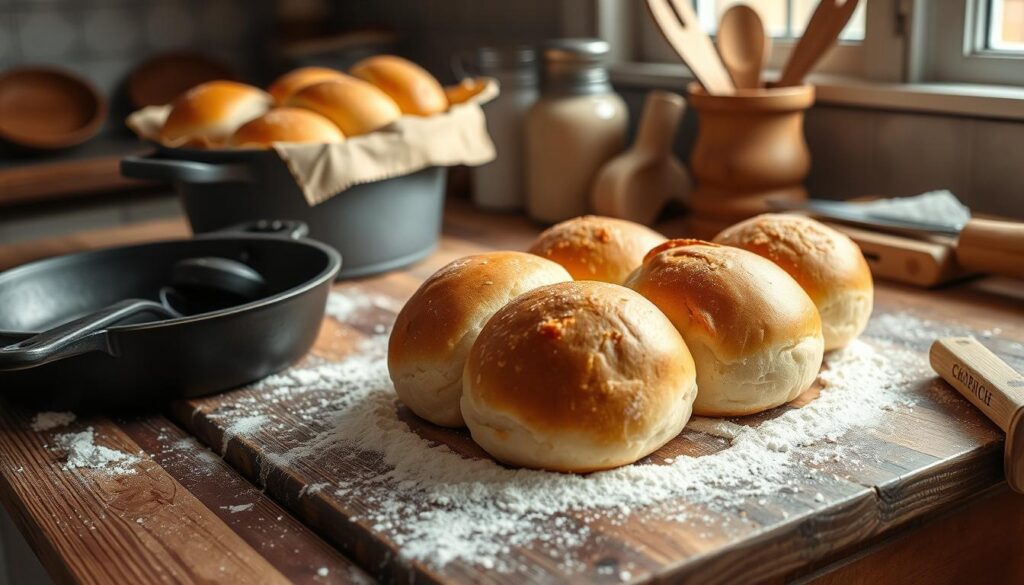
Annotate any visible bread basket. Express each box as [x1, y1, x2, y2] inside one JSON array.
[[121, 79, 496, 279]]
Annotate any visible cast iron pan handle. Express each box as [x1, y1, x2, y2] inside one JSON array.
[[121, 155, 252, 184], [0, 299, 174, 371]]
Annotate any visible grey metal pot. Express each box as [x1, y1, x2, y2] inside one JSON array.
[[121, 146, 446, 279]]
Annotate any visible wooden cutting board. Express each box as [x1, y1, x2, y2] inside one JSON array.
[[165, 207, 1024, 584]]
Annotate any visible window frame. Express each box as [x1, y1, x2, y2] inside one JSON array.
[[908, 0, 1024, 86], [598, 0, 1024, 87]]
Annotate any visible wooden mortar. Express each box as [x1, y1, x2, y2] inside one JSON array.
[[687, 82, 814, 222]]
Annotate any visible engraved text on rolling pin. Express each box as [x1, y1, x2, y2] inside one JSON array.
[[952, 363, 992, 406]]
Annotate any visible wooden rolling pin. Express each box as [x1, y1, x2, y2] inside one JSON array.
[[930, 337, 1024, 494]]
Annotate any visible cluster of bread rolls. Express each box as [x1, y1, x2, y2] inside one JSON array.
[[388, 214, 873, 473], [158, 55, 456, 149]]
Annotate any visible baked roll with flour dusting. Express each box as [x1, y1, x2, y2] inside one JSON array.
[[626, 240, 824, 417], [461, 281, 697, 472], [528, 216, 667, 284], [713, 213, 873, 351], [388, 252, 571, 427]]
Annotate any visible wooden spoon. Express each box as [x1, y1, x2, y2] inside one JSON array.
[[717, 4, 769, 89], [646, 0, 735, 94], [778, 0, 860, 87]]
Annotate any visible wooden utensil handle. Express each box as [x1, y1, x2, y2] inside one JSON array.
[[635, 91, 685, 154], [930, 337, 1024, 493], [956, 218, 1024, 279]]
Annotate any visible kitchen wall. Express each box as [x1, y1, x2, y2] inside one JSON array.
[[0, 0, 271, 132]]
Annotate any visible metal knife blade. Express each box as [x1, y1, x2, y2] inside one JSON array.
[[769, 198, 966, 237]]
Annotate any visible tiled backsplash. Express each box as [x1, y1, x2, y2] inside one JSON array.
[[0, 0, 269, 129]]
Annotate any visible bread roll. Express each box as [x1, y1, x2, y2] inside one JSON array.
[[444, 78, 488, 105], [267, 66, 347, 104], [528, 216, 667, 284], [228, 107, 344, 148], [160, 81, 272, 148], [626, 240, 824, 417], [462, 281, 697, 473], [286, 77, 401, 137], [388, 252, 572, 427], [713, 214, 873, 351], [350, 55, 447, 116]]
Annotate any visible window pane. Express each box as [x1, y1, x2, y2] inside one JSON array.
[[698, 0, 865, 41], [792, 0, 866, 41], [989, 0, 1024, 50]]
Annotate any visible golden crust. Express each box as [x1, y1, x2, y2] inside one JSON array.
[[464, 281, 695, 451], [267, 67, 347, 104], [285, 77, 401, 137], [228, 107, 344, 148], [350, 55, 447, 116], [528, 216, 667, 284], [388, 251, 571, 376], [626, 239, 822, 361], [160, 81, 272, 147], [712, 213, 873, 304]]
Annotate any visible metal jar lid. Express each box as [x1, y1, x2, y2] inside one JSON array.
[[540, 38, 612, 95], [476, 45, 537, 71]]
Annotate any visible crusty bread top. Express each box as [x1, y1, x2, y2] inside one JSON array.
[[267, 66, 347, 104], [160, 81, 272, 147], [464, 280, 694, 445], [350, 55, 447, 116], [388, 251, 571, 370], [528, 216, 667, 284], [228, 107, 344, 148], [713, 213, 873, 304], [285, 77, 401, 137], [626, 239, 822, 360]]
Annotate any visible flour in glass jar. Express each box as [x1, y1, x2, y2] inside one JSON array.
[[211, 289, 935, 574]]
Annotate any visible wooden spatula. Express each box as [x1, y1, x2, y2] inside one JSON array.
[[777, 0, 860, 87], [646, 0, 736, 94], [930, 337, 1024, 494]]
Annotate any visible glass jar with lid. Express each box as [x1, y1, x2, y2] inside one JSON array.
[[459, 46, 539, 211], [524, 39, 628, 224]]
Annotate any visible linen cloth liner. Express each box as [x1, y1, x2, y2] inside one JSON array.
[[126, 79, 498, 206]]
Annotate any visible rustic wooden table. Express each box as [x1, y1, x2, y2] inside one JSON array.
[[1, 200, 1022, 585]]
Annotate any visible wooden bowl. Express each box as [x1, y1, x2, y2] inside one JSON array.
[[128, 52, 237, 108], [0, 67, 108, 150]]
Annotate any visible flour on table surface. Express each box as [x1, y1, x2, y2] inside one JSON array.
[[31, 411, 76, 432], [221, 503, 254, 514], [54, 428, 140, 475], [194, 291, 952, 576]]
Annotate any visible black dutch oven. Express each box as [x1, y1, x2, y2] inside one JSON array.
[[121, 145, 446, 279], [0, 221, 340, 410]]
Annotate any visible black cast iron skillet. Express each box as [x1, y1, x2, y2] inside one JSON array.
[[0, 220, 341, 410]]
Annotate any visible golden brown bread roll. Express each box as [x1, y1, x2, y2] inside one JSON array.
[[444, 78, 488, 105], [388, 252, 572, 427], [350, 55, 447, 116], [713, 214, 873, 351], [160, 81, 272, 148], [528, 216, 668, 284], [267, 66, 347, 104], [461, 280, 697, 473], [227, 107, 344, 148], [285, 77, 401, 137], [626, 239, 824, 417]]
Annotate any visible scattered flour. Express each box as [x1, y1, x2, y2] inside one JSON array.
[[202, 290, 937, 574], [325, 288, 402, 323], [217, 415, 269, 456], [317, 567, 329, 577], [298, 482, 330, 498], [54, 428, 140, 475], [31, 411, 76, 432], [221, 503, 254, 514]]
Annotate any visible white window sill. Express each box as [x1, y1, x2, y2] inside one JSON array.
[[609, 62, 1024, 122]]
